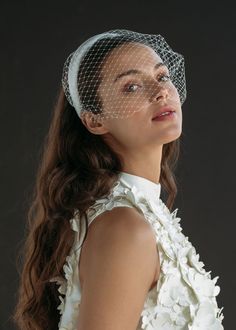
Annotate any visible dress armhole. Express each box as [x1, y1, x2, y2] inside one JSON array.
[[86, 197, 142, 226]]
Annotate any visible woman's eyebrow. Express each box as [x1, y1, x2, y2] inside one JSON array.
[[113, 62, 167, 83]]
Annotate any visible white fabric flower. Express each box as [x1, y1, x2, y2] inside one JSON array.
[[190, 301, 224, 330]]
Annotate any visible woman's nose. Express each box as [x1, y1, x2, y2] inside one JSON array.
[[150, 84, 169, 103]]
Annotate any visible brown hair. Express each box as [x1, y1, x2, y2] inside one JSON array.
[[13, 36, 181, 329]]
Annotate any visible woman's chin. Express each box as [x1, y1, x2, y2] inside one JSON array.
[[156, 129, 182, 144]]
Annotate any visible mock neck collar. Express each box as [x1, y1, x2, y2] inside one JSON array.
[[118, 171, 161, 201]]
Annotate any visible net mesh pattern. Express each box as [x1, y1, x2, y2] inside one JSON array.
[[62, 29, 187, 120]]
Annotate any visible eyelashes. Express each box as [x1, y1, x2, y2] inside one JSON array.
[[122, 72, 171, 93]]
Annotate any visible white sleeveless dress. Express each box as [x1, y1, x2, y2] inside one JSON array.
[[50, 171, 224, 329]]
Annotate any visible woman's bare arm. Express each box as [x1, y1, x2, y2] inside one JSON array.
[[77, 207, 160, 330]]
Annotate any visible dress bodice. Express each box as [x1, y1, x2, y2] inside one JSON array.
[[50, 171, 224, 329]]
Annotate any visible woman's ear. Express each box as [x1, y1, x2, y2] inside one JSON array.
[[80, 111, 109, 135]]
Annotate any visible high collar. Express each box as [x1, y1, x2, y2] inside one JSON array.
[[118, 171, 161, 202]]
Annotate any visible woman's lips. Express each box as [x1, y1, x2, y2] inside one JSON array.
[[152, 106, 176, 119], [152, 111, 176, 121]]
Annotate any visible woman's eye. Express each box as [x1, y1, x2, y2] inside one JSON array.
[[158, 73, 171, 82], [123, 83, 142, 93]]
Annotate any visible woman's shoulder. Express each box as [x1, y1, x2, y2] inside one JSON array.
[[88, 205, 155, 241]]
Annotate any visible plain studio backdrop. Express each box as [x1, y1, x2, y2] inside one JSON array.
[[0, 0, 235, 329]]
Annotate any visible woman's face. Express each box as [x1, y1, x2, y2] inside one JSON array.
[[90, 42, 182, 153]]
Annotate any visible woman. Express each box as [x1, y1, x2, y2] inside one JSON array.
[[13, 29, 224, 329]]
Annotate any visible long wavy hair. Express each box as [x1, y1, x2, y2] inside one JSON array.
[[13, 35, 181, 329]]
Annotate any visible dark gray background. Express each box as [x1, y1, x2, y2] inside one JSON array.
[[1, 0, 235, 328]]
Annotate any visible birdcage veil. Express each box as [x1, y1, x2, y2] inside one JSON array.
[[61, 29, 187, 121]]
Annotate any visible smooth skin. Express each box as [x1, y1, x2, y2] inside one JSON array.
[[78, 42, 182, 329]]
